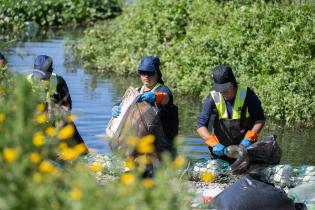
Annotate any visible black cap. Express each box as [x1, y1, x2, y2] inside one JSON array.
[[212, 64, 236, 92]]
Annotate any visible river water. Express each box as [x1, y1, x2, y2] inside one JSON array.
[[5, 30, 315, 164]]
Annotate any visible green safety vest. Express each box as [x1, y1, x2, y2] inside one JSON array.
[[210, 84, 250, 120], [139, 83, 162, 94], [27, 72, 58, 100]]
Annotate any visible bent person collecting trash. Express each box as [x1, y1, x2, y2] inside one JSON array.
[[109, 56, 178, 176], [27, 55, 87, 150], [196, 64, 265, 163]]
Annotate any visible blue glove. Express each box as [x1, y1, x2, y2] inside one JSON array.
[[138, 91, 156, 103], [213, 144, 227, 156], [111, 106, 121, 118], [240, 139, 253, 148]]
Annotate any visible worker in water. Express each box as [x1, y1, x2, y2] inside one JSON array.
[[112, 56, 178, 158], [196, 64, 265, 163], [0, 52, 7, 68], [27, 55, 87, 150]]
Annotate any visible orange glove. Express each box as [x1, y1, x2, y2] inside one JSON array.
[[204, 133, 220, 147], [244, 130, 258, 142]]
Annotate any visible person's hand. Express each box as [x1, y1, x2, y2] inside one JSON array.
[[213, 144, 226, 156], [138, 92, 156, 103], [111, 106, 121, 118], [240, 138, 253, 148]]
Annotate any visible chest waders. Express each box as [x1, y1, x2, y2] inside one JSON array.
[[209, 85, 254, 146]]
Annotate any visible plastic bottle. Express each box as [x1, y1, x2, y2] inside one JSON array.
[[225, 145, 242, 158], [288, 182, 315, 204]]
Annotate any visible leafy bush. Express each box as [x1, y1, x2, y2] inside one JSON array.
[[73, 0, 315, 126], [0, 0, 122, 32], [0, 71, 193, 210]]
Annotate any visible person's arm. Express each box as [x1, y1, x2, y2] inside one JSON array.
[[240, 88, 266, 147], [56, 76, 72, 110], [196, 96, 220, 146]]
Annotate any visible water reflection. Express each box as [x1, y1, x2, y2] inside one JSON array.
[[5, 30, 315, 164]]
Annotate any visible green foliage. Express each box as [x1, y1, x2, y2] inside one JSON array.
[[0, 71, 192, 210], [73, 0, 315, 126], [0, 0, 122, 32]]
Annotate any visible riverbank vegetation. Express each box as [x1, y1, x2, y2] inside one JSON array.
[[0, 0, 122, 32], [72, 0, 315, 127], [0, 69, 195, 209]]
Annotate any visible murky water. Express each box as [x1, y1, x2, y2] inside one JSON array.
[[5, 30, 315, 164]]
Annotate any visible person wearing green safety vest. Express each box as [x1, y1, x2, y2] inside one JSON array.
[[196, 64, 265, 163], [27, 55, 72, 110], [112, 56, 179, 175], [27, 55, 87, 151]]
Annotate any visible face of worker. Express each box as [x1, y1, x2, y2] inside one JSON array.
[[220, 83, 236, 100], [139, 71, 158, 89]]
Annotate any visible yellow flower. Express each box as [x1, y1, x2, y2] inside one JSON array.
[[66, 115, 76, 123], [201, 171, 215, 183], [70, 187, 82, 200], [60, 148, 79, 161], [45, 126, 56, 137], [136, 155, 151, 165], [36, 103, 46, 112], [39, 161, 55, 173], [36, 113, 48, 124], [88, 162, 103, 172], [127, 136, 138, 146], [32, 172, 43, 183], [137, 136, 155, 154], [172, 156, 186, 169], [59, 142, 68, 150], [124, 157, 135, 170], [3, 148, 18, 163], [74, 143, 87, 154], [30, 152, 41, 164], [120, 172, 135, 185], [0, 113, 6, 123], [143, 178, 155, 189], [58, 124, 74, 140], [141, 135, 155, 144], [33, 132, 45, 147]]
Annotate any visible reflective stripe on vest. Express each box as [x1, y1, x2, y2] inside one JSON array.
[[27, 72, 58, 99], [139, 83, 162, 94], [210, 85, 250, 120]]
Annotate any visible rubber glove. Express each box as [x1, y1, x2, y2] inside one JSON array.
[[111, 106, 121, 118], [240, 138, 253, 148], [138, 91, 156, 103], [213, 144, 227, 156]]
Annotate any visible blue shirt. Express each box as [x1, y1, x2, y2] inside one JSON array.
[[196, 87, 265, 129]]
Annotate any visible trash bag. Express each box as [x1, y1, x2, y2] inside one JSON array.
[[209, 174, 296, 210], [106, 87, 171, 157], [231, 135, 281, 175]]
